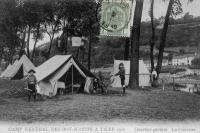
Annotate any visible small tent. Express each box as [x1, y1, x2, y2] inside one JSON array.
[[111, 60, 151, 87], [2, 55, 35, 80], [0, 60, 18, 79], [35, 55, 95, 96], [0, 64, 12, 78]]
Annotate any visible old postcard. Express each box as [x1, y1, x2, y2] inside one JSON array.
[[0, 0, 200, 133]]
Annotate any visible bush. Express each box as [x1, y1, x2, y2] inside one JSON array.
[[179, 49, 186, 54], [161, 66, 186, 74], [190, 57, 200, 69], [191, 57, 200, 66], [189, 65, 200, 69]]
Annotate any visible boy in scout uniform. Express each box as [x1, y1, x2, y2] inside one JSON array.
[[26, 69, 37, 102], [115, 63, 126, 95]]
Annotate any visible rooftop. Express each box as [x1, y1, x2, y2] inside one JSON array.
[[173, 54, 195, 59]]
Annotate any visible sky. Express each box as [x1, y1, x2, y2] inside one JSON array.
[[29, 0, 200, 49], [141, 0, 200, 21]]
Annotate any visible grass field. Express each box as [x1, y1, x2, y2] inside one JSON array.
[[0, 79, 200, 123]]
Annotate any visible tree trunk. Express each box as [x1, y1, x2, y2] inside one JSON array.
[[124, 38, 130, 60], [19, 28, 26, 57], [150, 42, 155, 71], [46, 24, 57, 58], [60, 27, 68, 54], [150, 0, 155, 72], [9, 47, 15, 64], [81, 48, 85, 64], [32, 38, 38, 61], [32, 24, 40, 61], [156, 0, 174, 78], [47, 37, 54, 58], [26, 25, 31, 58], [76, 47, 80, 60], [64, 28, 68, 54], [47, 29, 56, 58], [129, 0, 144, 89], [64, 31, 68, 54], [88, 31, 92, 70], [0, 45, 3, 63]]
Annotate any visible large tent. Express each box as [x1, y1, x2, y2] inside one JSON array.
[[111, 60, 151, 87], [35, 55, 95, 96], [0, 55, 35, 80]]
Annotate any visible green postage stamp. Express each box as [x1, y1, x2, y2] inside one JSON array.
[[100, 0, 133, 37]]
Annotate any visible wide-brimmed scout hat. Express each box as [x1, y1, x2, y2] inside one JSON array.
[[119, 63, 124, 67], [28, 69, 36, 73]]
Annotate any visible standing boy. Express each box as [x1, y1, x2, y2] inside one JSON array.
[[115, 63, 126, 95], [26, 69, 37, 102]]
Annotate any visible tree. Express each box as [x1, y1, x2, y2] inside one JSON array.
[[124, 38, 130, 60], [42, 1, 61, 58], [16, 1, 27, 57], [179, 48, 185, 54], [0, 0, 22, 63], [156, 0, 183, 78], [80, 1, 100, 70], [183, 12, 193, 23], [56, 0, 82, 54], [191, 57, 200, 66], [149, 0, 156, 72], [168, 53, 173, 61], [22, 1, 41, 58], [32, 23, 44, 60], [16, 0, 45, 58], [30, 2, 46, 60], [129, 0, 144, 88]]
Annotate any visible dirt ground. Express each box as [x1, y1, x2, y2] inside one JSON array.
[[0, 79, 200, 123]]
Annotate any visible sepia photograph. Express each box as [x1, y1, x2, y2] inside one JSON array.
[[0, 0, 200, 132]]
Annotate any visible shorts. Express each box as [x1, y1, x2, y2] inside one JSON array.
[[120, 76, 125, 86], [28, 84, 36, 94], [153, 75, 157, 80]]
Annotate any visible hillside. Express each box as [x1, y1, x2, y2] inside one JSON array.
[[35, 21, 200, 67]]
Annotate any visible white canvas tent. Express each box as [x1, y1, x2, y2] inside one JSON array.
[[1, 55, 35, 79], [111, 60, 151, 87], [0, 60, 18, 78], [0, 64, 12, 78], [35, 55, 95, 96]]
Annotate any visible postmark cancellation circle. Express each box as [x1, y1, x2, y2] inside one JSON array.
[[101, 2, 131, 32]]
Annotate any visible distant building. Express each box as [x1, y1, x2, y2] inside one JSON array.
[[144, 59, 169, 69], [172, 54, 195, 66], [144, 54, 195, 68]]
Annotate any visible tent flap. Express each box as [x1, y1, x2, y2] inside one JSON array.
[[84, 77, 94, 93]]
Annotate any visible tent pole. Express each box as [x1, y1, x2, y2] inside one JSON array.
[[72, 64, 74, 94]]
